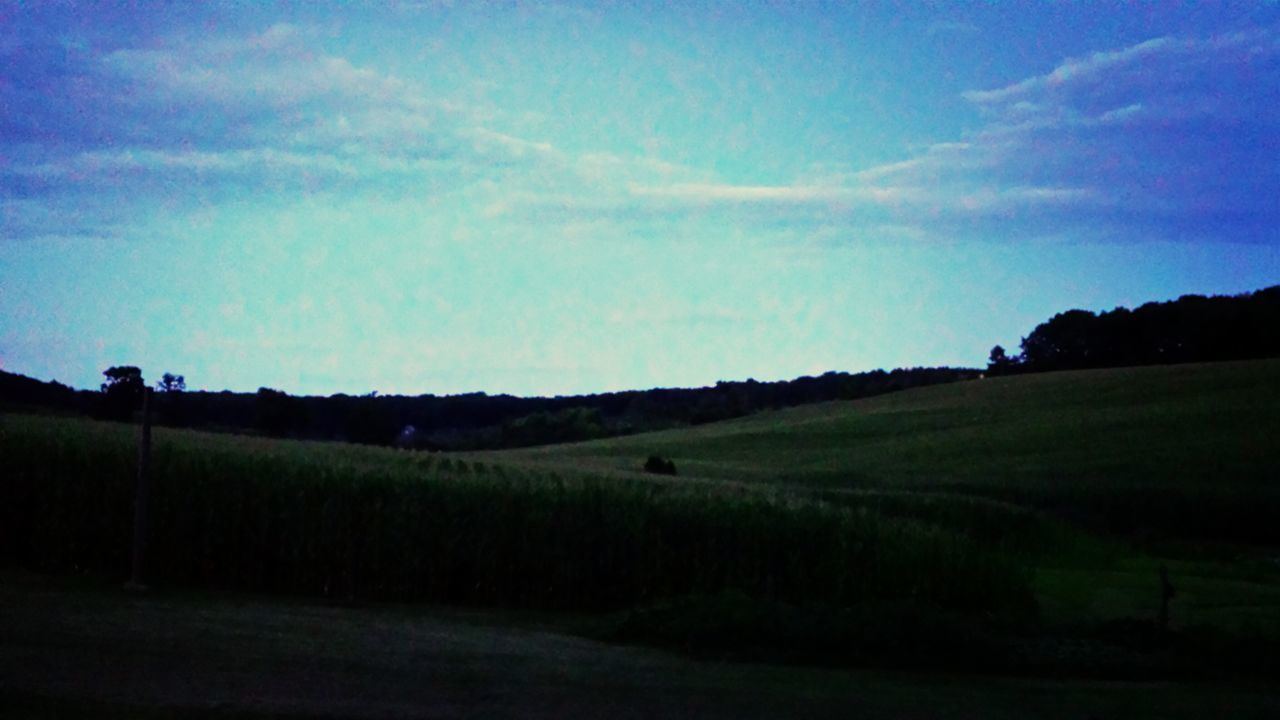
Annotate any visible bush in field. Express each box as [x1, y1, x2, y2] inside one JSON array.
[[0, 414, 1034, 618], [644, 454, 677, 476]]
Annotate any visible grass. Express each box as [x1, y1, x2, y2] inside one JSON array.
[[475, 359, 1280, 667], [482, 359, 1280, 542], [4, 568, 1279, 720], [4, 358, 1280, 680]]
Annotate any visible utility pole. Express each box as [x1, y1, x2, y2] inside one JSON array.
[[126, 387, 153, 591]]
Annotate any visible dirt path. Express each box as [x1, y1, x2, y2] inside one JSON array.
[[1, 570, 1273, 719]]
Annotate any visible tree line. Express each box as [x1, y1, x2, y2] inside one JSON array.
[[989, 285, 1280, 375], [0, 365, 976, 450], [11, 285, 1273, 449]]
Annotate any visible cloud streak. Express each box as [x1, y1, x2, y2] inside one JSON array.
[[3, 20, 1277, 247], [612, 25, 1277, 242], [489, 25, 1278, 244], [1, 22, 570, 239]]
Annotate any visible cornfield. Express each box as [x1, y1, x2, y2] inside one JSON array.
[[1, 413, 1032, 615]]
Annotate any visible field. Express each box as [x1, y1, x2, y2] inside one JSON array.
[[481, 360, 1280, 643], [485, 360, 1280, 540], [3, 359, 1280, 716]]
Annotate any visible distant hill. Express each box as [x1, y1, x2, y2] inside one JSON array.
[[0, 366, 979, 450], [490, 358, 1280, 542], [0, 370, 94, 414]]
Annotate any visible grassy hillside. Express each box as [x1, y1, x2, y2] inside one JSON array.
[[489, 359, 1280, 487], [476, 359, 1280, 666], [5, 359, 1280, 678], [484, 359, 1280, 542]]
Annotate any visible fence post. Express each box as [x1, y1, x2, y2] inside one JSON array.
[[126, 387, 154, 591], [1158, 564, 1176, 632]]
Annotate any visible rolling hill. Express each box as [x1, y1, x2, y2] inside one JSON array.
[[5, 357, 1280, 693], [482, 358, 1280, 541]]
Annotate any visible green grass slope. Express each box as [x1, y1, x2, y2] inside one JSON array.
[[485, 359, 1280, 542], [5, 360, 1280, 677]]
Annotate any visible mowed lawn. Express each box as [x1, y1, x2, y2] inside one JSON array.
[[482, 359, 1280, 492]]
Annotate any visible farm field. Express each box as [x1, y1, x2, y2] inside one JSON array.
[[483, 359, 1280, 490], [481, 359, 1280, 644], [3, 359, 1280, 716], [483, 359, 1280, 542]]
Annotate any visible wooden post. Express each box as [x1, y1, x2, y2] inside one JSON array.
[[1158, 564, 1175, 632], [126, 387, 153, 591]]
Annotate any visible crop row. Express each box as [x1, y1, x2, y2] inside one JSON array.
[[1, 414, 1033, 615]]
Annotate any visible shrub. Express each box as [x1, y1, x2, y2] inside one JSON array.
[[643, 454, 677, 476]]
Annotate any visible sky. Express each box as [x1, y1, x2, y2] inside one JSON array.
[[2, 1, 1279, 397]]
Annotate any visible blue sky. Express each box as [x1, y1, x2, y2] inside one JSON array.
[[3, 1, 1278, 396]]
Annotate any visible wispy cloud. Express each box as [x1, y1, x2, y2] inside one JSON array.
[[1, 22, 569, 239], [961, 37, 1176, 105], [825, 26, 1280, 241], [4, 19, 1277, 248], [627, 183, 910, 205], [542, 25, 1278, 243]]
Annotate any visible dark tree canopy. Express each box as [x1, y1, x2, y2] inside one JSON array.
[[101, 365, 143, 392], [2, 365, 980, 449], [97, 365, 145, 421], [1004, 285, 1280, 374], [255, 387, 308, 437], [157, 372, 186, 393], [987, 345, 1017, 375]]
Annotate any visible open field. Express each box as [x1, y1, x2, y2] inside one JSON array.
[[482, 359, 1280, 542], [4, 359, 1280, 715], [484, 359, 1280, 490], [479, 360, 1280, 649], [0, 412, 1027, 616]]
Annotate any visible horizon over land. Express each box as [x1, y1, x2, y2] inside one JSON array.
[[5, 356, 1280, 718], [5, 282, 1278, 401], [3, 3, 1280, 397], [6, 5, 1280, 717]]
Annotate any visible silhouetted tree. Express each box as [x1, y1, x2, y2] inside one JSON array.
[[987, 345, 1016, 375], [97, 366, 145, 421], [1011, 285, 1280, 374], [153, 372, 188, 426], [0, 370, 86, 412], [3, 363, 982, 450], [343, 394, 400, 445], [156, 372, 186, 393], [255, 387, 307, 437], [1020, 309, 1098, 370]]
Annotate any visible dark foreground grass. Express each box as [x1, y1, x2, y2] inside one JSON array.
[[0, 413, 1030, 617], [4, 569, 1279, 720]]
